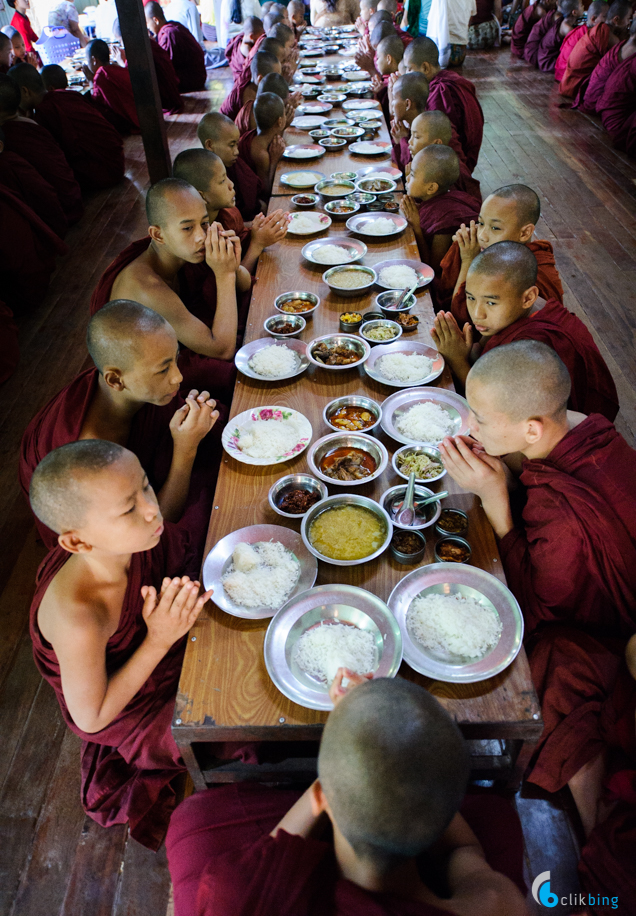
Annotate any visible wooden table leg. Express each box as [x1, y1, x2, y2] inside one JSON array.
[[506, 737, 541, 791], [175, 739, 208, 792]]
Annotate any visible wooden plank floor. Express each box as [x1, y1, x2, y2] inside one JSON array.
[[0, 49, 633, 915]]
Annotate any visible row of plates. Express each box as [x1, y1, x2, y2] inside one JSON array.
[[288, 212, 406, 237], [280, 164, 400, 187]]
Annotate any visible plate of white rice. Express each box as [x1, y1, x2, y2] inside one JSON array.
[[380, 388, 470, 445], [222, 406, 313, 466], [235, 338, 309, 381], [302, 235, 367, 265], [287, 211, 333, 235], [281, 170, 326, 188], [388, 564, 523, 683], [264, 584, 402, 709], [365, 341, 444, 388], [202, 525, 318, 619], [373, 258, 435, 290], [346, 214, 407, 238]]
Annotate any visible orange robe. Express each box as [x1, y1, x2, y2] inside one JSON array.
[[560, 22, 611, 98]]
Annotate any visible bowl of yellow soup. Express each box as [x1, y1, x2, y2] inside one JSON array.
[[301, 494, 393, 566]]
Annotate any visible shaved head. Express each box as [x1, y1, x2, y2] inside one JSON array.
[[468, 241, 538, 296], [30, 440, 129, 534], [254, 91, 284, 131], [394, 72, 430, 112], [370, 20, 396, 46], [469, 340, 571, 423], [145, 177, 203, 227], [377, 33, 404, 62], [86, 38, 110, 66], [173, 147, 223, 191], [87, 300, 173, 374], [0, 73, 20, 116], [490, 184, 540, 226], [260, 37, 284, 59], [559, 0, 580, 14], [413, 145, 459, 192], [7, 61, 44, 93], [244, 15, 264, 34], [197, 110, 235, 144], [250, 49, 279, 80], [379, 0, 398, 12], [263, 11, 283, 30], [588, 0, 609, 18], [369, 8, 393, 28], [0, 32, 10, 53], [268, 22, 293, 44], [40, 63, 68, 90], [145, 0, 165, 19], [361, 0, 380, 9], [257, 71, 289, 98], [319, 679, 468, 866], [413, 110, 453, 145], [607, 0, 631, 22], [405, 36, 439, 69]]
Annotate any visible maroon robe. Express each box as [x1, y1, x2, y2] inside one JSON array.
[[426, 70, 484, 172], [236, 98, 255, 137], [216, 206, 252, 338], [33, 89, 125, 191], [523, 10, 557, 67], [1, 118, 83, 225], [225, 32, 247, 77], [157, 20, 207, 93], [560, 22, 611, 98], [89, 238, 237, 403], [0, 149, 67, 239], [599, 54, 636, 158], [537, 19, 566, 73], [391, 134, 411, 173], [417, 190, 480, 257], [0, 299, 19, 385], [92, 62, 140, 132], [237, 128, 259, 178], [481, 298, 618, 421], [555, 23, 586, 82], [246, 31, 265, 63], [220, 66, 253, 120], [576, 42, 625, 113], [166, 784, 526, 916], [228, 155, 263, 221], [499, 414, 636, 640], [510, 5, 540, 58], [149, 38, 184, 114]]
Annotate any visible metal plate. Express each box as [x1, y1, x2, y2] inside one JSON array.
[[356, 165, 402, 180], [222, 405, 313, 466], [287, 211, 332, 235], [348, 140, 392, 156], [203, 525, 318, 620], [283, 144, 327, 161], [235, 338, 309, 381], [343, 99, 381, 111], [365, 341, 444, 388], [264, 585, 403, 708], [301, 235, 367, 265], [346, 213, 407, 238], [388, 564, 523, 683], [296, 102, 333, 114], [381, 388, 470, 445], [291, 115, 327, 129], [280, 170, 326, 188], [373, 258, 435, 290], [342, 71, 372, 82]]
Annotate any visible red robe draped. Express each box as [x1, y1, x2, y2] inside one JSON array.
[[510, 4, 539, 58], [554, 23, 586, 82], [237, 128, 258, 177], [560, 22, 611, 98], [599, 54, 636, 158], [417, 190, 481, 254], [33, 89, 125, 191], [220, 66, 253, 120], [89, 238, 237, 403], [225, 32, 247, 77], [481, 298, 618, 421], [157, 20, 207, 93], [236, 98, 255, 137], [426, 71, 484, 172], [149, 38, 184, 114], [0, 299, 19, 385], [524, 10, 557, 67], [246, 31, 265, 63], [394, 126, 480, 201], [576, 41, 624, 113], [0, 149, 68, 239], [537, 19, 566, 73], [1, 118, 83, 225], [92, 63, 140, 132], [216, 207, 252, 338], [498, 414, 636, 640], [228, 156, 263, 221]]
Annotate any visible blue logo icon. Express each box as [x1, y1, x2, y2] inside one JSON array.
[[532, 871, 559, 908]]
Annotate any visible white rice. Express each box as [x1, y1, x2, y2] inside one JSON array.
[[289, 147, 321, 158], [222, 541, 300, 609], [364, 172, 395, 180], [396, 402, 454, 442], [379, 265, 419, 289], [238, 417, 303, 459], [407, 593, 502, 658], [354, 142, 387, 153], [248, 344, 298, 378], [363, 217, 397, 236], [312, 244, 353, 265], [377, 352, 433, 383], [287, 171, 321, 186], [293, 620, 376, 684], [289, 213, 325, 233]]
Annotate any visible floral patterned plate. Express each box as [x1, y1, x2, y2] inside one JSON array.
[[222, 406, 313, 466]]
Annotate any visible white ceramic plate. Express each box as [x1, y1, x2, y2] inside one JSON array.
[[296, 101, 333, 114], [287, 211, 332, 235], [342, 99, 381, 111], [235, 338, 309, 381], [348, 140, 392, 156], [222, 405, 313, 466], [283, 144, 327, 160], [280, 170, 326, 188]]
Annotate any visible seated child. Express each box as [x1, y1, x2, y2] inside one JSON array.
[[288, 0, 307, 39], [225, 15, 264, 77], [238, 92, 286, 196], [197, 111, 264, 221], [408, 110, 481, 202], [219, 49, 280, 121], [390, 71, 430, 173]]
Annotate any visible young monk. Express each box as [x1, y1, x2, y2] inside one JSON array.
[[439, 340, 636, 640], [238, 92, 286, 197], [145, 2, 207, 93], [554, 0, 608, 82], [560, 0, 632, 99], [90, 179, 241, 401], [435, 184, 564, 323], [219, 49, 280, 121], [0, 32, 12, 74], [288, 0, 307, 39], [356, 0, 380, 34], [432, 241, 619, 421], [111, 18, 182, 114], [225, 15, 264, 77], [28, 439, 213, 849], [409, 111, 481, 203], [578, 17, 636, 113], [166, 677, 528, 916], [390, 71, 429, 173], [84, 38, 139, 133], [510, 0, 556, 59], [197, 111, 264, 221], [400, 145, 481, 274], [0, 123, 67, 238], [8, 62, 125, 191], [404, 36, 484, 173], [523, 1, 560, 67], [527, 0, 582, 72], [598, 53, 636, 157], [238, 71, 299, 137], [363, 32, 403, 123], [40, 63, 68, 90], [0, 74, 83, 225]]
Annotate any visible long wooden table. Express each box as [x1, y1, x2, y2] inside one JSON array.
[[173, 60, 542, 791]]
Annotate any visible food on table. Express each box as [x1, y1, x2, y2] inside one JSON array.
[[328, 202, 356, 213], [363, 172, 396, 181], [339, 312, 362, 324], [311, 341, 361, 364], [294, 195, 316, 204], [279, 298, 316, 313], [364, 324, 399, 341], [270, 322, 297, 335], [308, 504, 387, 560], [289, 212, 327, 232], [396, 450, 444, 480], [221, 541, 300, 608], [328, 405, 376, 431], [353, 142, 387, 153], [396, 313, 419, 328], [362, 179, 392, 192], [396, 402, 455, 442], [236, 416, 305, 459], [407, 593, 502, 658], [376, 352, 433, 382], [288, 147, 323, 158], [391, 530, 424, 554], [360, 217, 398, 235], [278, 487, 322, 514], [320, 183, 355, 196], [248, 344, 299, 378], [293, 620, 376, 684], [383, 201, 400, 212], [437, 509, 468, 533], [326, 269, 372, 289], [286, 171, 322, 186], [437, 540, 471, 563], [320, 138, 344, 146], [312, 244, 353, 264], [378, 265, 420, 288], [320, 446, 376, 481]]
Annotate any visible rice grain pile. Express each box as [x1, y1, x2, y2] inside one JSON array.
[[293, 620, 376, 684], [363, 217, 397, 236], [355, 142, 387, 153], [248, 344, 298, 378], [287, 171, 320, 186], [238, 416, 303, 459], [364, 172, 395, 180], [377, 352, 433, 382], [289, 213, 325, 233], [312, 244, 353, 264], [396, 402, 454, 442], [407, 593, 502, 658], [379, 265, 419, 288], [222, 541, 300, 609]]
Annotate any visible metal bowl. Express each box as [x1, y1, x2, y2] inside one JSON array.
[[268, 474, 328, 519], [307, 431, 388, 488], [390, 529, 427, 565], [346, 190, 376, 208], [330, 170, 357, 181], [359, 318, 402, 345], [323, 394, 382, 434], [302, 235, 366, 265], [375, 289, 416, 314], [380, 483, 442, 531], [309, 128, 331, 140], [264, 313, 307, 339], [314, 178, 356, 199], [274, 290, 320, 317], [291, 192, 319, 208], [331, 125, 365, 140], [318, 136, 347, 150], [322, 264, 377, 298], [324, 199, 360, 219], [301, 494, 393, 566], [355, 177, 397, 195], [339, 311, 363, 332], [392, 444, 447, 484], [235, 337, 309, 381], [318, 92, 346, 104], [434, 536, 472, 564], [302, 86, 322, 98], [435, 508, 469, 538], [307, 332, 370, 369]]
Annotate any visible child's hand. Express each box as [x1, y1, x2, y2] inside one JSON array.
[[251, 210, 288, 248], [142, 578, 212, 651], [454, 221, 481, 263], [355, 47, 376, 74], [170, 391, 219, 452], [269, 135, 286, 163], [431, 311, 473, 365], [26, 50, 40, 67], [329, 668, 373, 707], [399, 194, 420, 229], [371, 73, 384, 94], [205, 223, 240, 277], [390, 118, 408, 143]]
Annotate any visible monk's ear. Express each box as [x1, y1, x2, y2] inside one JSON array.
[[432, 138, 443, 145], [518, 222, 535, 243], [203, 139, 214, 151], [58, 531, 93, 555], [148, 224, 164, 244], [426, 180, 439, 196], [103, 367, 126, 391], [520, 285, 539, 311], [524, 417, 545, 446], [310, 779, 328, 817]]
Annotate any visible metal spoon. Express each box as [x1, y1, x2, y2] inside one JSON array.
[[415, 490, 448, 508], [394, 472, 416, 526], [392, 489, 449, 525], [394, 281, 418, 310]]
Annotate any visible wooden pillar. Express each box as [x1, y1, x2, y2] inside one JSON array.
[[114, 0, 171, 184]]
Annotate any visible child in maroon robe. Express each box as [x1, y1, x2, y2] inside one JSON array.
[[439, 340, 636, 642], [400, 145, 480, 275], [408, 111, 481, 203], [510, 0, 553, 58], [524, 7, 559, 67], [598, 51, 636, 157], [166, 678, 528, 916], [238, 92, 286, 197], [85, 38, 140, 133], [148, 38, 184, 114], [220, 49, 280, 121], [560, 0, 632, 98], [553, 0, 608, 81], [535, 0, 582, 72], [146, 1, 207, 93], [225, 16, 264, 77], [389, 71, 429, 174], [575, 23, 635, 114], [0, 125, 67, 238], [197, 111, 265, 221]]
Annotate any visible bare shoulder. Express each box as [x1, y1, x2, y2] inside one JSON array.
[[111, 255, 187, 320], [38, 559, 112, 649]]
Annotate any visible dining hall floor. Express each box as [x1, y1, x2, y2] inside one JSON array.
[[1, 46, 635, 916]]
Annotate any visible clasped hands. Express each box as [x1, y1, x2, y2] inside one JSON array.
[[438, 435, 508, 504]]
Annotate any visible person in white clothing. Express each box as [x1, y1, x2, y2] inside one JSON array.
[[93, 0, 119, 41], [218, 0, 262, 49], [446, 0, 477, 63], [163, 0, 204, 41], [47, 0, 88, 44]]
